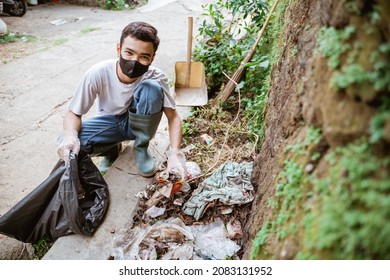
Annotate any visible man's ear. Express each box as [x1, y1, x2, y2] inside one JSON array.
[[116, 42, 121, 57]]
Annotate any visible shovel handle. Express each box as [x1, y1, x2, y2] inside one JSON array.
[[185, 16, 193, 87]]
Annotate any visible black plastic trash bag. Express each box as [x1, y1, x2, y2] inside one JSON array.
[[0, 150, 109, 243]]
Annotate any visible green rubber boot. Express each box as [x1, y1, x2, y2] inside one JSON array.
[[128, 110, 163, 177], [91, 143, 122, 173]]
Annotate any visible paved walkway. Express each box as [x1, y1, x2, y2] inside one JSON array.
[[0, 0, 208, 259], [42, 0, 203, 260]]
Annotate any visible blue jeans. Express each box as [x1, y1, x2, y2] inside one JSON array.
[[78, 80, 164, 149]]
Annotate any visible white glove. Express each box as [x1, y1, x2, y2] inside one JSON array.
[[56, 129, 80, 162], [166, 148, 188, 181]]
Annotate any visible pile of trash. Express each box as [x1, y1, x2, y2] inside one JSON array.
[[111, 161, 254, 260]]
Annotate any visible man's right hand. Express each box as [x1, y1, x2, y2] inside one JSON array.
[[56, 129, 80, 162]]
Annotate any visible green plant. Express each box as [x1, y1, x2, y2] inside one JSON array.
[[193, 0, 280, 152], [251, 221, 272, 258], [251, 126, 322, 259], [98, 0, 126, 10], [317, 14, 390, 93], [331, 42, 390, 91], [301, 140, 390, 259], [32, 236, 53, 259], [284, 126, 322, 155], [194, 0, 269, 93], [316, 26, 355, 69], [0, 32, 36, 44], [369, 96, 390, 143], [52, 38, 68, 46], [80, 27, 101, 35]]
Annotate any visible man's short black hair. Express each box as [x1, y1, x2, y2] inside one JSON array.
[[120, 22, 160, 53]]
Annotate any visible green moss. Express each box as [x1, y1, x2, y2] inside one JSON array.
[[251, 126, 321, 259], [301, 140, 390, 259], [317, 10, 390, 94], [250, 221, 272, 259], [317, 26, 355, 69]]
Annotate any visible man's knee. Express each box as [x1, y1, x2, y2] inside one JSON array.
[[138, 80, 164, 102], [132, 80, 164, 114]]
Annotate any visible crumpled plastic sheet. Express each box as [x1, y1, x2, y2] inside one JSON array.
[[112, 218, 240, 260], [182, 161, 254, 220], [190, 218, 240, 259]]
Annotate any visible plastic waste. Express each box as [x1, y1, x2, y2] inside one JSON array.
[[111, 217, 240, 260], [144, 206, 165, 218], [226, 219, 243, 239], [191, 218, 240, 259], [200, 133, 215, 145], [112, 217, 194, 260], [0, 150, 109, 243], [186, 161, 202, 179]]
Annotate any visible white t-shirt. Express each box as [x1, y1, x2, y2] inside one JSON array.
[[69, 59, 176, 116]]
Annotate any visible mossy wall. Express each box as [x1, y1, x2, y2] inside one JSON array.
[[244, 0, 390, 260]]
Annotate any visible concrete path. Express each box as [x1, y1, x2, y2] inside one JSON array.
[[0, 0, 208, 259]]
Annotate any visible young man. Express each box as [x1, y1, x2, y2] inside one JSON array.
[[56, 21, 186, 179]]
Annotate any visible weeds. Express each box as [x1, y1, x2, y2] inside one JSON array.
[[193, 0, 275, 150], [52, 38, 68, 46], [369, 96, 390, 143], [0, 32, 36, 44], [98, 0, 126, 10], [251, 126, 321, 259], [80, 27, 101, 35], [316, 26, 355, 69], [301, 140, 390, 259], [31, 236, 53, 260], [317, 12, 390, 93]]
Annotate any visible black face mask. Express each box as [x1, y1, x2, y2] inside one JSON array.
[[119, 55, 150, 79]]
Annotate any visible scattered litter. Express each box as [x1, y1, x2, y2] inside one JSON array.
[[160, 243, 194, 260], [221, 206, 234, 215], [305, 163, 314, 173], [50, 19, 67, 26], [135, 190, 149, 199], [111, 217, 240, 260], [157, 169, 183, 195], [144, 206, 166, 218], [180, 181, 191, 192], [182, 161, 254, 220], [112, 217, 194, 260], [226, 219, 243, 239], [201, 133, 215, 145], [182, 144, 196, 153], [74, 17, 83, 22], [145, 185, 171, 208], [191, 218, 240, 259], [186, 161, 202, 179], [173, 197, 185, 206]]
